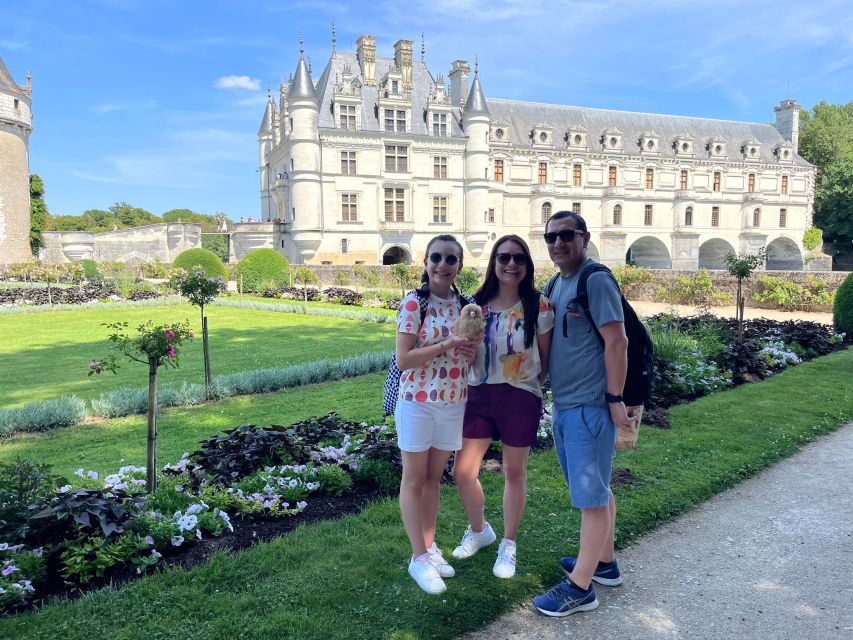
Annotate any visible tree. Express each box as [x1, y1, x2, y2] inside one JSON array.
[[29, 174, 48, 255], [90, 321, 194, 492], [292, 266, 319, 313], [798, 101, 853, 243], [724, 248, 766, 341], [109, 202, 160, 228]]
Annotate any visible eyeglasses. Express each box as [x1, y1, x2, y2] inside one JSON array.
[[496, 252, 527, 266], [429, 252, 459, 266], [543, 229, 582, 244]]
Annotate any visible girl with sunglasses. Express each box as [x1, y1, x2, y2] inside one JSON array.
[[450, 234, 554, 578], [394, 234, 479, 594]]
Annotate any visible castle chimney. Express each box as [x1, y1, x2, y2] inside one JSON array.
[[393, 39, 413, 88], [448, 60, 470, 108], [774, 99, 801, 153], [356, 35, 376, 85]]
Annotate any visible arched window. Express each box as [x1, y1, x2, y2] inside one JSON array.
[[753, 208, 761, 227], [685, 206, 693, 226], [541, 202, 552, 224], [613, 204, 622, 225]]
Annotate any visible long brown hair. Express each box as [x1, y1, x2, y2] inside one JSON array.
[[473, 234, 540, 348]]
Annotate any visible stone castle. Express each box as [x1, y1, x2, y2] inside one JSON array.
[[256, 34, 815, 270], [0, 55, 33, 265]]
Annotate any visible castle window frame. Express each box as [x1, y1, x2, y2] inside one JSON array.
[[680, 169, 688, 190], [713, 171, 721, 192], [432, 112, 448, 137], [748, 173, 756, 192], [608, 166, 617, 187], [711, 206, 720, 227], [339, 104, 357, 130], [486, 208, 495, 223], [384, 187, 406, 222], [753, 208, 761, 228], [645, 168, 654, 189], [781, 175, 788, 195], [341, 193, 358, 222], [340, 238, 349, 253], [433, 156, 448, 179], [573, 163, 582, 187], [494, 159, 504, 183], [432, 195, 449, 223], [384, 108, 406, 133], [644, 204, 653, 226], [613, 204, 622, 225], [572, 202, 581, 214], [384, 145, 409, 173], [685, 205, 693, 226], [340, 151, 357, 175], [538, 162, 548, 184], [541, 201, 552, 223], [779, 208, 787, 228]]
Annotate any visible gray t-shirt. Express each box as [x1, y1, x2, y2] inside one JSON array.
[[548, 259, 624, 409]]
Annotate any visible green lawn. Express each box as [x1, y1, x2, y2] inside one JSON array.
[[0, 304, 393, 408], [1, 348, 850, 639], [0, 374, 385, 477]]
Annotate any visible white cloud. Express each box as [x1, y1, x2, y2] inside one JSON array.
[[214, 75, 262, 91], [91, 98, 157, 114]]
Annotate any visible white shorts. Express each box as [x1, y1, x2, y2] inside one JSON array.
[[395, 400, 465, 452]]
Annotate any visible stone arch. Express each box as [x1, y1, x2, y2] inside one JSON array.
[[766, 237, 803, 271], [382, 245, 412, 265], [626, 236, 671, 268], [586, 240, 600, 261], [698, 238, 735, 270]]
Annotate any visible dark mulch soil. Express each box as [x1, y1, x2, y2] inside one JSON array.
[[642, 407, 671, 429], [12, 480, 385, 615], [611, 468, 643, 488]]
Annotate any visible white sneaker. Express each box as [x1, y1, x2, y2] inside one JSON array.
[[428, 543, 455, 578], [408, 553, 447, 594], [452, 522, 497, 559], [493, 538, 517, 578]]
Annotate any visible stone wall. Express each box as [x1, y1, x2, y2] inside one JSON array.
[[41, 223, 202, 264]]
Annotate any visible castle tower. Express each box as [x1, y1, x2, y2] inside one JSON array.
[[0, 56, 33, 264], [462, 64, 490, 257], [257, 90, 275, 221], [286, 41, 322, 262], [774, 99, 801, 152]]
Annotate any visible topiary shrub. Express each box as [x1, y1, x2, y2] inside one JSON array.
[[235, 249, 291, 293], [80, 259, 100, 280], [833, 272, 853, 335], [803, 227, 823, 252], [171, 248, 227, 280]]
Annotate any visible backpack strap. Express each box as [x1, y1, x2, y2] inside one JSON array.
[[565, 263, 621, 347], [543, 273, 559, 299]]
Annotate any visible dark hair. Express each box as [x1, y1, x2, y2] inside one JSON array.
[[546, 210, 587, 233], [473, 234, 540, 349], [419, 234, 464, 294]]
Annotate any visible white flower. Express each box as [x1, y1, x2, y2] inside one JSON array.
[[176, 514, 198, 531], [296, 501, 307, 509], [186, 502, 207, 515], [87, 470, 99, 480], [171, 535, 184, 547], [75, 468, 85, 477], [145, 535, 155, 546]]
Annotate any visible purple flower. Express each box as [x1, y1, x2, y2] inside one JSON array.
[[32, 547, 43, 558], [188, 330, 195, 338], [145, 535, 154, 546], [2, 565, 17, 576]]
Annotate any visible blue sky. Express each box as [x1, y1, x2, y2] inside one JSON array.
[[2, 0, 851, 220]]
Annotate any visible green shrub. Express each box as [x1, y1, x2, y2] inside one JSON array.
[[235, 249, 290, 293], [354, 459, 401, 493], [0, 396, 87, 435], [650, 327, 699, 362], [171, 248, 227, 280], [535, 270, 558, 292], [803, 227, 823, 252], [657, 269, 732, 309], [753, 275, 834, 311], [612, 264, 654, 297], [455, 267, 481, 295], [833, 272, 853, 335], [138, 258, 168, 279], [334, 270, 352, 286], [201, 233, 230, 263], [80, 259, 100, 280], [316, 465, 353, 495]]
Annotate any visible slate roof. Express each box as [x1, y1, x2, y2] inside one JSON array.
[[463, 71, 489, 116], [0, 56, 27, 97], [488, 99, 810, 166], [288, 55, 317, 100]]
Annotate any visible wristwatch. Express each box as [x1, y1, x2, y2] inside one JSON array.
[[604, 392, 623, 404]]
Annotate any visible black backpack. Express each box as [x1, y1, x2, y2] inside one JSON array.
[[544, 263, 653, 406], [382, 286, 475, 416]]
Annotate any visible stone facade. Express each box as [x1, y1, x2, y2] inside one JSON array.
[[259, 35, 816, 271], [0, 56, 33, 265], [42, 223, 202, 264]]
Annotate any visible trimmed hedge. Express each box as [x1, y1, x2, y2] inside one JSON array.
[[833, 271, 853, 334], [171, 248, 227, 280], [0, 397, 87, 436], [235, 249, 290, 293]]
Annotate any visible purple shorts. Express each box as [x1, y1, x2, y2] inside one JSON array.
[[463, 383, 542, 448]]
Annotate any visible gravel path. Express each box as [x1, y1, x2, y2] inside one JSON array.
[[461, 422, 853, 640], [628, 300, 832, 325]]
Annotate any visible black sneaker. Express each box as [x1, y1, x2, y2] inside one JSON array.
[[533, 579, 598, 617], [559, 557, 623, 586]]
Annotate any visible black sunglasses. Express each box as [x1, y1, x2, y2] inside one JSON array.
[[429, 252, 459, 266], [496, 252, 527, 266], [543, 229, 582, 244]]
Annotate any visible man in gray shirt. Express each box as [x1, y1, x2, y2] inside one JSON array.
[[533, 211, 638, 617]]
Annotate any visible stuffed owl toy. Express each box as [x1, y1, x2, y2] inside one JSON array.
[[454, 303, 486, 343]]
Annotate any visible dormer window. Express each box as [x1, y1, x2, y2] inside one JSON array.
[[640, 131, 660, 153], [567, 125, 587, 149], [490, 119, 511, 143], [533, 122, 554, 146], [775, 141, 794, 163], [602, 128, 623, 151], [392, 80, 398, 94], [708, 137, 727, 158], [742, 139, 761, 161], [426, 74, 452, 139], [675, 134, 694, 156]]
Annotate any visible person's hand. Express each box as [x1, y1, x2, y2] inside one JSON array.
[[444, 335, 477, 361], [609, 401, 639, 434]]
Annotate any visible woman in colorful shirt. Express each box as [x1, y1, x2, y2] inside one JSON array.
[[450, 234, 555, 578], [395, 234, 478, 595]]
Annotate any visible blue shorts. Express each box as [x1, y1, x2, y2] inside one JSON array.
[[552, 405, 616, 508]]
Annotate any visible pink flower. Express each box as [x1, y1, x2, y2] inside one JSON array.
[[188, 331, 195, 338], [165, 330, 174, 341]]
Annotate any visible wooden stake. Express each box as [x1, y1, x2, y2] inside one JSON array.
[[146, 358, 158, 493]]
